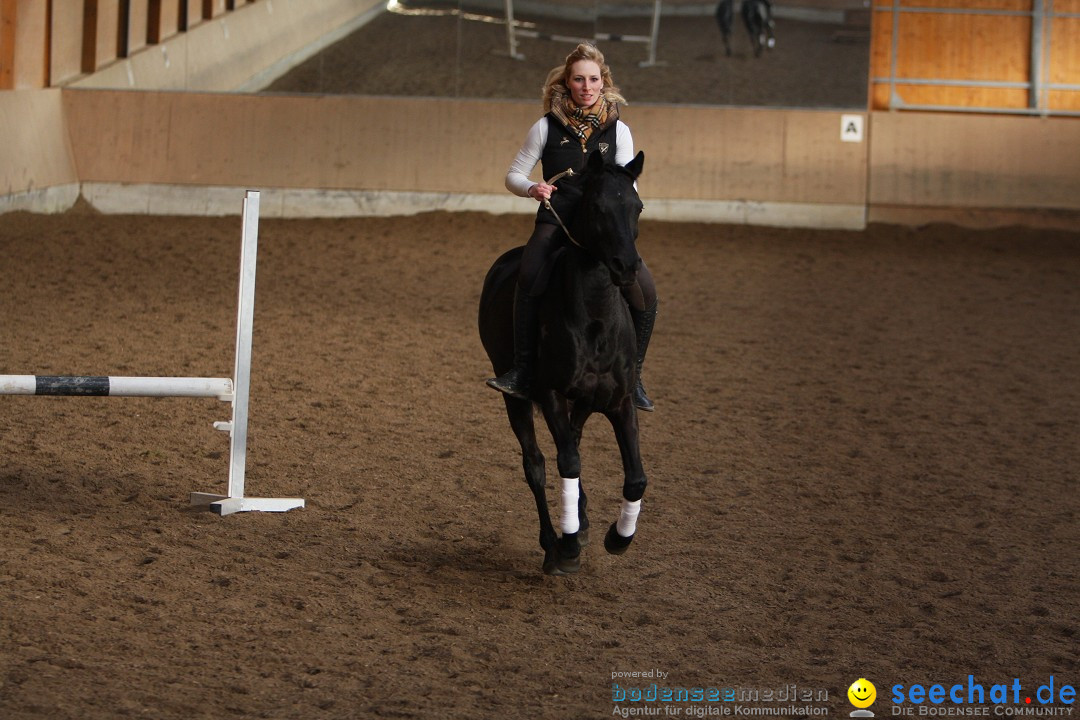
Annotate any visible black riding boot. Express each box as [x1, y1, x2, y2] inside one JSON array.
[[486, 287, 540, 400], [629, 300, 657, 412]]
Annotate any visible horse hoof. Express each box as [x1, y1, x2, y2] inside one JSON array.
[[578, 526, 590, 547], [543, 553, 580, 575], [543, 558, 567, 575], [557, 553, 581, 574], [604, 523, 635, 555]]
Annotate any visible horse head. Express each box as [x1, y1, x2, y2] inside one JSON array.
[[571, 150, 645, 289]]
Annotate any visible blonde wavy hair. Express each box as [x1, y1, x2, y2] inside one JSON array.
[[541, 42, 627, 112]]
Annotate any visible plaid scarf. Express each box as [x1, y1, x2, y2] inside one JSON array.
[[550, 89, 617, 148]]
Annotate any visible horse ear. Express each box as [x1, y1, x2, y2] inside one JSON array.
[[625, 151, 645, 179]]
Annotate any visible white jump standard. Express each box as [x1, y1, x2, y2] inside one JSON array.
[[0, 191, 303, 516]]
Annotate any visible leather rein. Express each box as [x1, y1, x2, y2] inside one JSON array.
[[542, 169, 582, 248]]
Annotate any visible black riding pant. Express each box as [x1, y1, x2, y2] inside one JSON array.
[[517, 221, 657, 311]]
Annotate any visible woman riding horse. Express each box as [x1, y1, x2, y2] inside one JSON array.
[[479, 148, 650, 573], [485, 43, 658, 412]]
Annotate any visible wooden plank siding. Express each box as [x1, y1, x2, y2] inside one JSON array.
[[80, 0, 120, 73], [0, 0, 15, 89], [1, 0, 49, 89], [1046, 16, 1080, 110], [1, 0, 381, 90], [870, 0, 1080, 114]]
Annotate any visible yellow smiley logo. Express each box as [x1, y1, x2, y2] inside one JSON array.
[[848, 678, 877, 709]]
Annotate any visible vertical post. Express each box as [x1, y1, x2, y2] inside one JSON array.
[[889, 0, 902, 107], [1030, 0, 1043, 110], [640, 0, 663, 67], [189, 189, 302, 514], [227, 189, 258, 500], [505, 0, 523, 60]]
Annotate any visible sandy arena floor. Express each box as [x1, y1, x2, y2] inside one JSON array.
[[1, 209, 1078, 718]]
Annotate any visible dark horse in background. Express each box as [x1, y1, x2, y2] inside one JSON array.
[[479, 150, 648, 575], [716, 0, 776, 57]]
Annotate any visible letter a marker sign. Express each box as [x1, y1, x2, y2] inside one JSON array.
[[841, 114, 864, 143]]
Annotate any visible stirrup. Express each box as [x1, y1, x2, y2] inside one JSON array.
[[486, 367, 530, 400]]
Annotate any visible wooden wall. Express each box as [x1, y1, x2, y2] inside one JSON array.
[[868, 110, 1080, 225], [1048, 0, 1080, 110], [58, 90, 870, 226], [4, 87, 1079, 227], [0, 89, 80, 212], [2, 1, 49, 88], [0, 0, 381, 91], [870, 0, 1080, 113]]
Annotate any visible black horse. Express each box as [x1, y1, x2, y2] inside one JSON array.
[[742, 0, 776, 57], [716, 0, 735, 56], [478, 150, 648, 575], [716, 0, 776, 57]]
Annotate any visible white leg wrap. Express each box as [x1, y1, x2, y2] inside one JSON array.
[[561, 478, 580, 534], [616, 499, 641, 538]]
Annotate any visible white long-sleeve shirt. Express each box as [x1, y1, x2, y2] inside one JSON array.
[[505, 117, 635, 197]]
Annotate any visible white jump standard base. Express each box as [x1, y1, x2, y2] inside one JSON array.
[[189, 493, 304, 515]]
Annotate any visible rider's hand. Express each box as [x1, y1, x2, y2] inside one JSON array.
[[529, 183, 556, 201]]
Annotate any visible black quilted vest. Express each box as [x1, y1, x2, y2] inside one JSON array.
[[537, 113, 619, 224], [540, 113, 619, 181]]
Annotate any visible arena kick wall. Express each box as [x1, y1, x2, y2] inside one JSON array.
[[59, 91, 871, 228], [5, 88, 1079, 230]]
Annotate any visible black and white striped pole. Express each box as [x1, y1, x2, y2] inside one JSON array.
[[0, 375, 233, 397]]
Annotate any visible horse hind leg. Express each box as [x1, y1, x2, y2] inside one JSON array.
[[603, 404, 647, 556], [503, 396, 561, 572]]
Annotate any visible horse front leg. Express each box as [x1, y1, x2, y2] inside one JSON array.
[[504, 396, 559, 569], [538, 393, 589, 574], [603, 400, 647, 556]]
